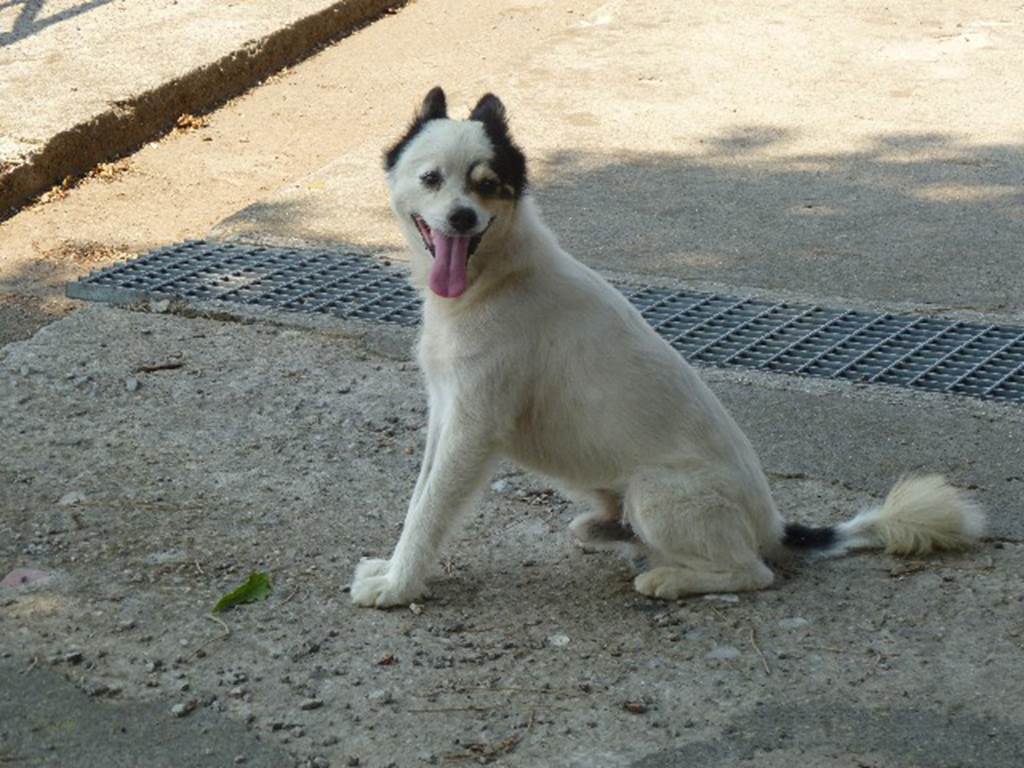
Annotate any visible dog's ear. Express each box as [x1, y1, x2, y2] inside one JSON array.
[[469, 94, 507, 132], [419, 86, 448, 121], [470, 93, 528, 198], [383, 86, 448, 171]]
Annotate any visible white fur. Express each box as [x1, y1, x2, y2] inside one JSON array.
[[834, 474, 985, 556], [350, 100, 986, 608]]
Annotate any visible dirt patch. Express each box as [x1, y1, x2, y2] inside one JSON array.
[[0, 294, 74, 346], [42, 240, 135, 268]]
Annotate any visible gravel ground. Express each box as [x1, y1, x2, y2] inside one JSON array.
[[2, 305, 1023, 767]]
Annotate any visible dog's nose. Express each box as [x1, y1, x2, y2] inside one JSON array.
[[448, 207, 478, 233]]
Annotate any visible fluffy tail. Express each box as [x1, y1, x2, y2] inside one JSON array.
[[782, 474, 986, 557]]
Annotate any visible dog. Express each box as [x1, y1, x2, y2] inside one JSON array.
[[350, 86, 986, 608]]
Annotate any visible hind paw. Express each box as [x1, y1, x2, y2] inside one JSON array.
[[634, 567, 692, 600]]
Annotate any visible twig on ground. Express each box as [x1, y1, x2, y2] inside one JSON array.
[[207, 614, 230, 636], [749, 626, 770, 675], [443, 732, 523, 762], [803, 645, 847, 654], [186, 614, 232, 661], [455, 625, 499, 634], [422, 685, 582, 698], [410, 703, 571, 714], [134, 361, 184, 373]]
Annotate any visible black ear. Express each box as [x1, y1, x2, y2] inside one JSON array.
[[383, 86, 448, 171], [469, 93, 506, 126], [419, 86, 447, 121], [469, 93, 528, 198]]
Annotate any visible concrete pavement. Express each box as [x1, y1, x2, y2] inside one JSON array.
[[0, 657, 292, 767], [215, 0, 1024, 316], [0, 0, 399, 218], [2, 305, 1023, 767], [3, 1, 1024, 766]]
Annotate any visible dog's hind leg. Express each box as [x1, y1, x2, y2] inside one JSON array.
[[569, 490, 633, 546], [624, 469, 774, 600], [569, 489, 648, 568], [633, 561, 774, 600]]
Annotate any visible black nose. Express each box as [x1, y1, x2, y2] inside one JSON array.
[[448, 207, 478, 233]]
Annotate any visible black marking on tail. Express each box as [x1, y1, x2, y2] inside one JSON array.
[[783, 522, 837, 550]]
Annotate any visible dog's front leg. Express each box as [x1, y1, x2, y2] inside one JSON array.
[[351, 412, 495, 608]]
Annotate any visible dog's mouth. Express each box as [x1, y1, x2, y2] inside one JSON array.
[[412, 214, 491, 299]]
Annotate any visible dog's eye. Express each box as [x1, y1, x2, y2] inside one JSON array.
[[476, 178, 498, 196], [420, 170, 443, 189]]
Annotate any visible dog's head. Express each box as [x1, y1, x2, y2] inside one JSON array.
[[384, 87, 527, 299]]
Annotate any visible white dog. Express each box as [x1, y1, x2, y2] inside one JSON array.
[[350, 87, 986, 608]]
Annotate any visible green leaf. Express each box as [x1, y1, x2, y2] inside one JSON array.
[[212, 571, 273, 613]]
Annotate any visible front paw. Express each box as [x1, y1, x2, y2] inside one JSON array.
[[350, 558, 425, 608]]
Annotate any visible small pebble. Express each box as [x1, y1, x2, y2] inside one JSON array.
[[1, 568, 51, 588], [705, 645, 741, 661], [299, 698, 323, 711], [84, 681, 111, 697], [367, 688, 394, 705], [778, 617, 810, 630], [623, 700, 649, 715], [171, 700, 197, 717], [702, 593, 739, 603], [125, 377, 140, 392]]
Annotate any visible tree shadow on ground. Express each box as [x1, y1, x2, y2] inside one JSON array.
[[17, 128, 1022, 321], [532, 129, 1024, 311], [0, 0, 116, 47]]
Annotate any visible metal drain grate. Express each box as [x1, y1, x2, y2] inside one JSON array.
[[67, 240, 1024, 404], [68, 240, 422, 326]]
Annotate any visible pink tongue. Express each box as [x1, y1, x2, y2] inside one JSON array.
[[428, 231, 471, 298]]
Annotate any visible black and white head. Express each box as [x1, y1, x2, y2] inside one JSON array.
[[384, 87, 527, 299]]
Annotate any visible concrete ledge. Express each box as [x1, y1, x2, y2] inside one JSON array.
[[0, 0, 401, 220]]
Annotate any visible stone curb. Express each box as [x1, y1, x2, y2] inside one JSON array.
[[0, 0, 402, 221]]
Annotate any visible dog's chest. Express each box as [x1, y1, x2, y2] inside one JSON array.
[[416, 318, 508, 396]]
